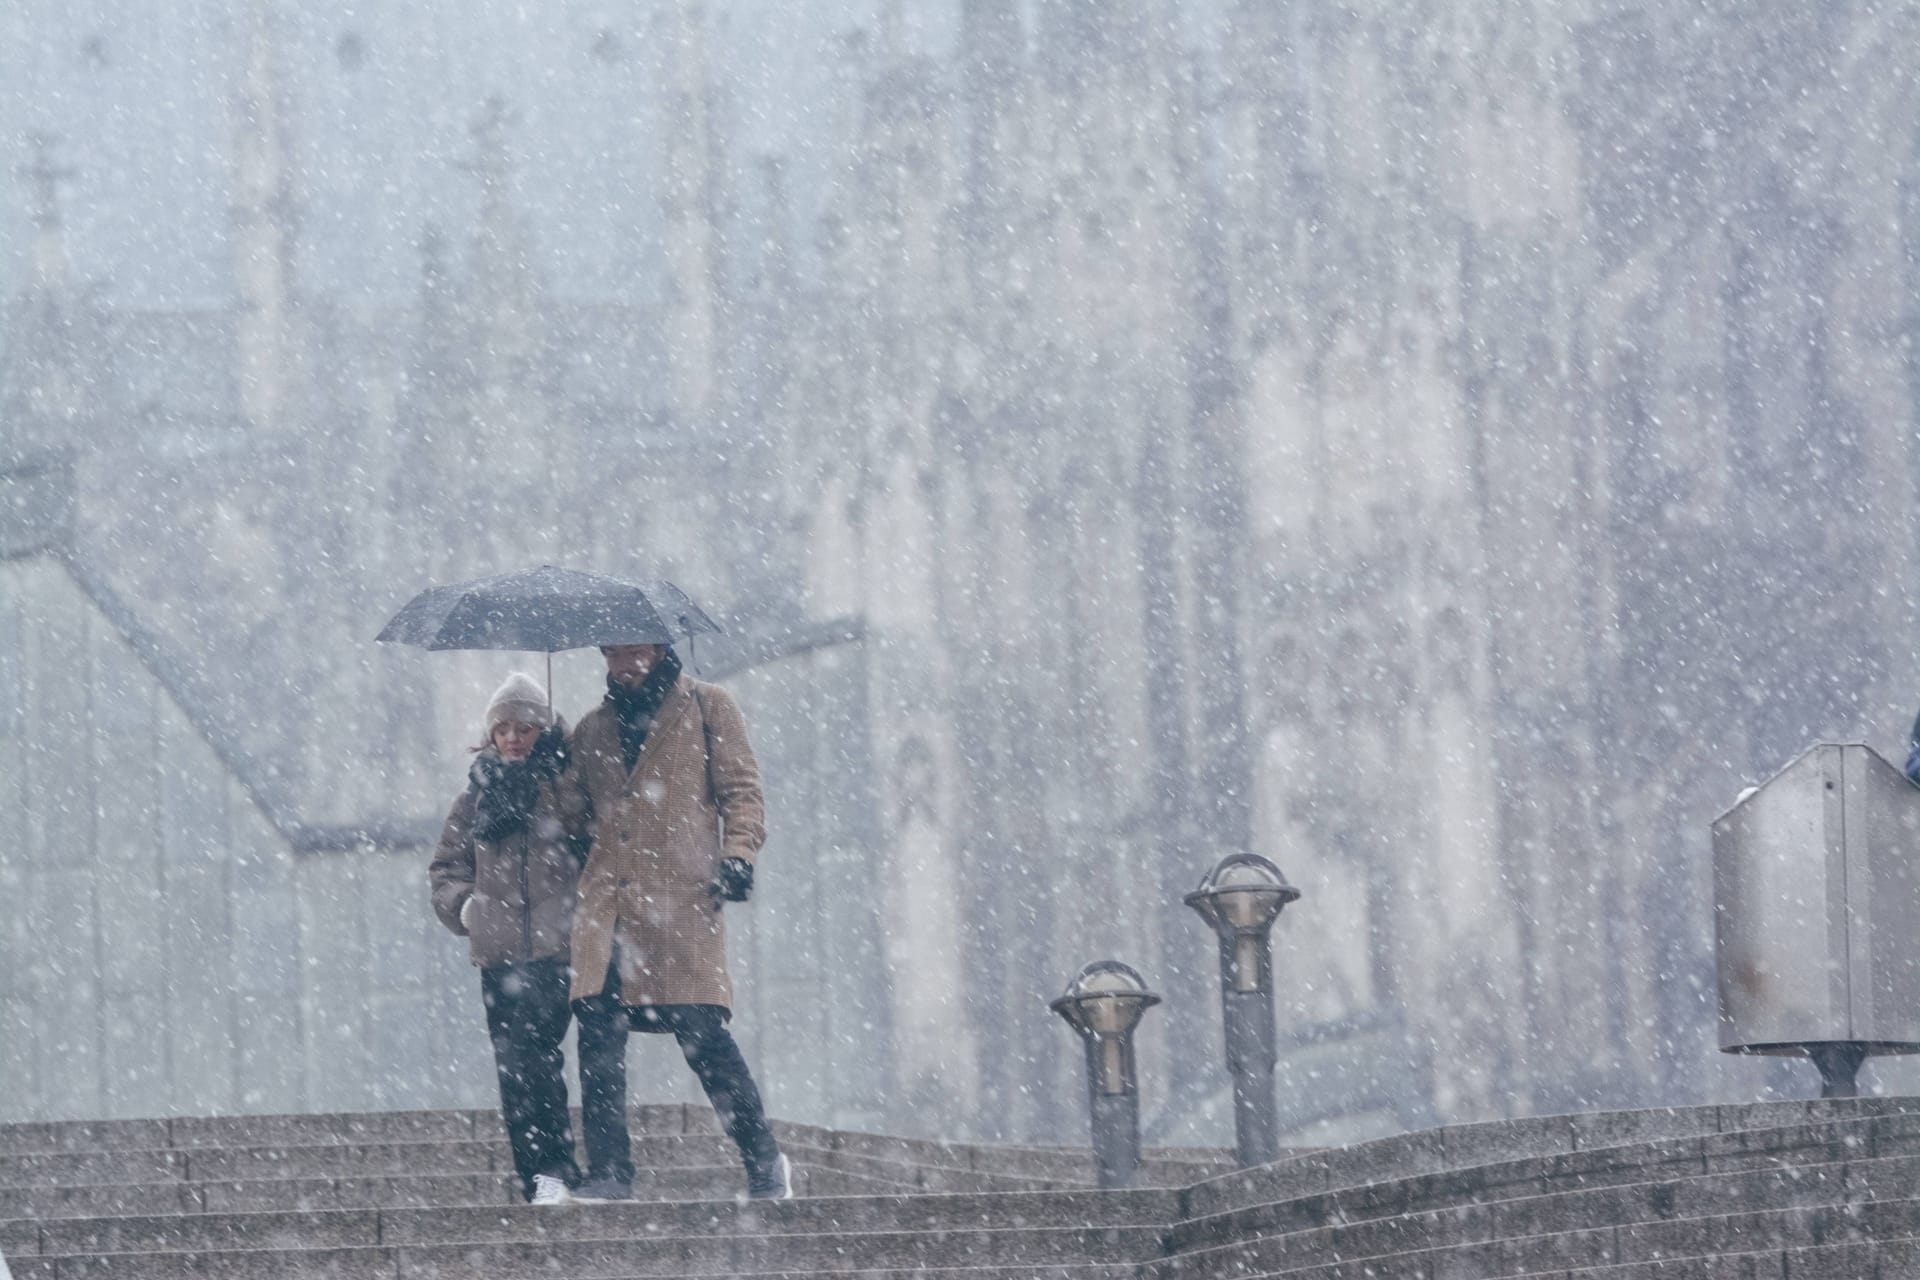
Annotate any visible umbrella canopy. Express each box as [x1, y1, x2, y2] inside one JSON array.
[[376, 565, 724, 653]]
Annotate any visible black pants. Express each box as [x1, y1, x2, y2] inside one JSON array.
[[480, 959, 581, 1200], [573, 977, 635, 1185], [572, 958, 780, 1182]]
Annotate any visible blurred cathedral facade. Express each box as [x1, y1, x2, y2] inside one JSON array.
[[5, 0, 1920, 1143]]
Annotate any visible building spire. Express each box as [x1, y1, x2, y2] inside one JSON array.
[[5, 133, 95, 440], [960, 0, 1022, 89], [462, 96, 515, 223], [229, 0, 308, 433], [455, 96, 547, 365], [958, 0, 1025, 251], [876, 0, 909, 63], [656, 0, 720, 424], [24, 133, 77, 294]]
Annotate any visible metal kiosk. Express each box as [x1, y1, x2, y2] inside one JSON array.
[[1712, 742, 1920, 1097]]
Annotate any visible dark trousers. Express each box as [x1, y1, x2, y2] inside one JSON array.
[[573, 979, 635, 1184], [573, 958, 780, 1182], [480, 959, 581, 1200]]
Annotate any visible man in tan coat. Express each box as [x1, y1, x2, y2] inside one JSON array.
[[564, 641, 790, 1201]]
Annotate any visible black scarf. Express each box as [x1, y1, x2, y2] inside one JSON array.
[[470, 726, 569, 842], [606, 648, 682, 770]]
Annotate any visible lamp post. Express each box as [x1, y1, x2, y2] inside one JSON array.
[[1051, 960, 1161, 1189], [1186, 853, 1300, 1168]]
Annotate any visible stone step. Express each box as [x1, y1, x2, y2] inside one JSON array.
[[3, 1220, 1166, 1278], [1160, 1147, 1920, 1277], [0, 1133, 787, 1190], [1195, 1237, 1920, 1280], [1183, 1095, 1920, 1220], [773, 1123, 1228, 1185], [0, 1162, 981, 1229], [0, 1149, 188, 1190], [1167, 1143, 1920, 1274], [782, 1144, 1203, 1194], [7, 1260, 1148, 1280], [578, 1271, 1144, 1280], [11, 1100, 1918, 1279], [0, 1120, 176, 1158], [0, 1172, 510, 1221], [1240, 1196, 1920, 1279], [1178, 1099, 1920, 1233], [1, 1187, 1177, 1258], [170, 1137, 1109, 1198], [0, 1110, 1225, 1190], [0, 1168, 737, 1222], [0, 1107, 715, 1156], [1517, 1236, 1920, 1278], [796, 1146, 1081, 1193], [0, 1114, 1220, 1201], [533, 1273, 1143, 1280]]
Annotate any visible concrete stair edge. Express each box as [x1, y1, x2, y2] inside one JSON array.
[[6, 1260, 1150, 1280], [1180, 1095, 1920, 1219], [4, 1183, 1183, 1257], [1171, 1125, 1920, 1257], [0, 1109, 1225, 1177], [0, 1163, 936, 1223], [0, 1118, 1217, 1196], [1516, 1235, 1920, 1279], [1193, 1195, 1920, 1280], [10, 1098, 1920, 1279], [0, 1219, 1171, 1279], [1207, 1236, 1920, 1280], [1159, 1149, 1907, 1276]]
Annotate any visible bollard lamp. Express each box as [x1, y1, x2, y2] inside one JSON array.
[[1052, 960, 1160, 1187], [1187, 852, 1300, 1168], [1052, 960, 1161, 1094], [1186, 853, 1300, 993]]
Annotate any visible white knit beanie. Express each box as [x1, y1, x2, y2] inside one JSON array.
[[483, 671, 553, 736]]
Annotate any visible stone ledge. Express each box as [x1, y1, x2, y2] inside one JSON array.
[[4, 1187, 1178, 1257], [0, 1149, 187, 1190], [6, 1223, 1167, 1278], [1161, 1154, 1920, 1276], [0, 1106, 715, 1156], [1173, 1123, 1920, 1253], [579, 1271, 1143, 1280], [10, 1099, 1920, 1278], [1506, 1236, 1920, 1279], [1181, 1098, 1920, 1219], [1182, 1196, 1920, 1280]]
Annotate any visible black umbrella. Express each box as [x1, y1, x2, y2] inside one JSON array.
[[376, 566, 723, 689]]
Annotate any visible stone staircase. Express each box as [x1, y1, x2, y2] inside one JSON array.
[[1162, 1095, 1920, 1279], [0, 1105, 1219, 1279], [5, 1098, 1920, 1277]]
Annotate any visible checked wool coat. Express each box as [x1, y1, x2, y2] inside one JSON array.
[[564, 674, 766, 1011]]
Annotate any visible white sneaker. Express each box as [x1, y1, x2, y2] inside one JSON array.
[[530, 1173, 573, 1206], [748, 1152, 794, 1201]]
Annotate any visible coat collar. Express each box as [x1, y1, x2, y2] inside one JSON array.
[[617, 673, 692, 780]]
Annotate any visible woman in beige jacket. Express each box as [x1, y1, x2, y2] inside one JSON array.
[[428, 672, 593, 1206]]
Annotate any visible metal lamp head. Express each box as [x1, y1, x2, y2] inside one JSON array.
[[1052, 960, 1160, 1098], [1185, 853, 1301, 938], [1050, 960, 1161, 1040]]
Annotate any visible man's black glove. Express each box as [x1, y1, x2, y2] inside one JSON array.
[[711, 857, 754, 903]]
